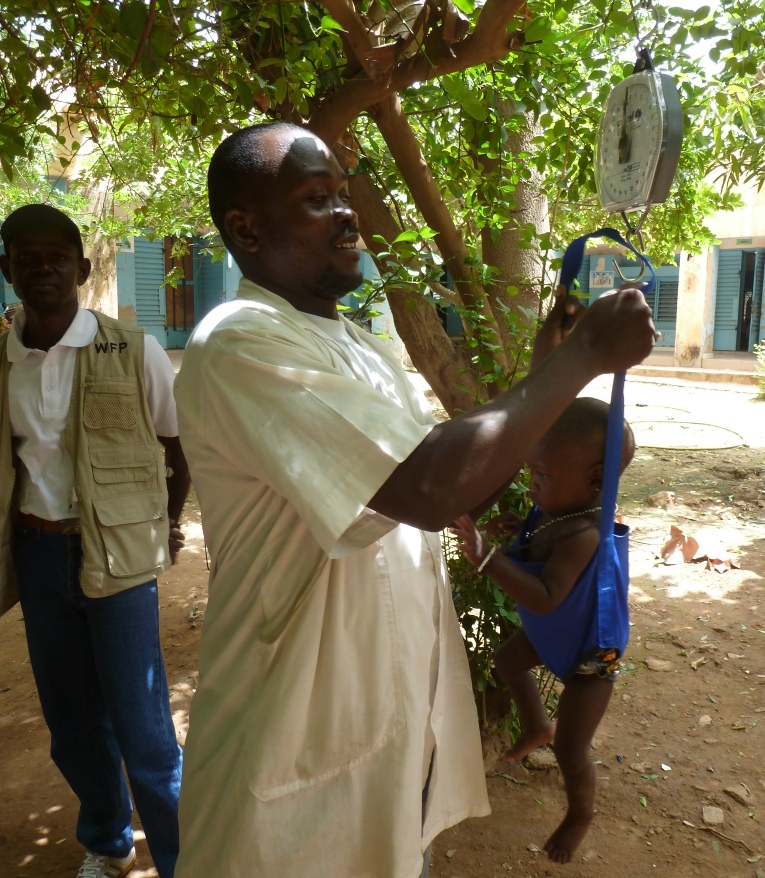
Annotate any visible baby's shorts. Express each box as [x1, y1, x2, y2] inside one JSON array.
[[575, 647, 621, 681]]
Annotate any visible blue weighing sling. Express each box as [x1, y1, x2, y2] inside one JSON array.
[[510, 230, 656, 681]]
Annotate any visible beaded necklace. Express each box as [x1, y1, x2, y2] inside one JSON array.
[[525, 506, 602, 540]]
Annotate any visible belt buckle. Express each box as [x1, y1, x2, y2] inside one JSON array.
[[59, 519, 81, 535]]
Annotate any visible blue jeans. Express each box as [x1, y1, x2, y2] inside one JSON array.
[[14, 528, 182, 878]]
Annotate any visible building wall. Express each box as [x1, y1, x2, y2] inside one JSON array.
[[706, 183, 765, 245], [577, 252, 680, 347], [198, 247, 227, 315], [116, 238, 137, 324]]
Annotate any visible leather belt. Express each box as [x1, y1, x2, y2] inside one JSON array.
[[18, 512, 81, 535]]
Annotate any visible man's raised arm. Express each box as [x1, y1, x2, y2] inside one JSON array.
[[369, 287, 654, 530]]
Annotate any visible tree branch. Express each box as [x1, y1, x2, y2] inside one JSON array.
[[121, 0, 158, 83], [310, 0, 527, 143], [336, 147, 479, 414], [320, 0, 379, 80], [370, 95, 508, 374]]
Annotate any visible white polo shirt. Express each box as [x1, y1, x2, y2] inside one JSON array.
[[7, 306, 178, 521]]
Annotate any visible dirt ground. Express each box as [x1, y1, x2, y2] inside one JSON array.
[[1, 375, 764, 877]]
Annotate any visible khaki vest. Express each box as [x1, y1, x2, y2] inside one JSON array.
[[0, 312, 170, 614]]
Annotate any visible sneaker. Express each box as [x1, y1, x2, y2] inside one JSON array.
[[76, 847, 136, 878]]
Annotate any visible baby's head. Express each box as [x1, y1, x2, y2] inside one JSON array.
[[527, 397, 635, 516]]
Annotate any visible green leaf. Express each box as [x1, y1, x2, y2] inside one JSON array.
[[150, 26, 176, 58], [451, 0, 475, 14], [319, 15, 345, 33], [31, 85, 52, 112], [394, 230, 419, 243], [0, 154, 13, 181], [272, 77, 287, 105], [120, 0, 149, 40], [524, 15, 552, 43], [461, 98, 488, 121], [639, 796, 647, 808]]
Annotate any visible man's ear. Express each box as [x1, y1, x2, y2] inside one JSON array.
[[0, 253, 11, 285], [78, 258, 92, 286], [590, 463, 604, 490], [224, 209, 260, 254]]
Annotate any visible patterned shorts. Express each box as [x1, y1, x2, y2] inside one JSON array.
[[576, 648, 621, 681]]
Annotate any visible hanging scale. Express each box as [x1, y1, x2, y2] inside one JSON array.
[[593, 0, 684, 281]]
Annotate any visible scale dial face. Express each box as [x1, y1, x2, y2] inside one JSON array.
[[595, 71, 667, 213]]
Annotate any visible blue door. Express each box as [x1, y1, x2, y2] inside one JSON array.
[[713, 249, 764, 352], [749, 250, 765, 349], [164, 236, 195, 349]]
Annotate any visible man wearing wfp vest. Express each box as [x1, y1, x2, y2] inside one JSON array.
[[0, 204, 190, 878]]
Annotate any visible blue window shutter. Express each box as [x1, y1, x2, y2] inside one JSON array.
[[134, 237, 167, 347], [751, 249, 765, 349], [713, 250, 742, 351]]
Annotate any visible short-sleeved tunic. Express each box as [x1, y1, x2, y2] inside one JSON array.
[[174, 280, 489, 878]]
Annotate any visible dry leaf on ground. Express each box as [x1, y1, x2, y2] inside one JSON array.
[[657, 524, 740, 573]]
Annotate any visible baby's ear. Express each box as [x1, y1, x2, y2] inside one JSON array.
[[590, 462, 604, 490]]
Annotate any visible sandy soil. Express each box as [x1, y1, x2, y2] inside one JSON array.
[[1, 375, 763, 877]]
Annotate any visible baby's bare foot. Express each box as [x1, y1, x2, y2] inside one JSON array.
[[501, 721, 555, 761], [543, 809, 593, 864]]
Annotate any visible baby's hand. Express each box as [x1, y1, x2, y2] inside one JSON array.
[[449, 514, 488, 567], [484, 510, 522, 540]]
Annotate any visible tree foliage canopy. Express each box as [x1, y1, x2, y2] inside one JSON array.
[[1, 1, 763, 408]]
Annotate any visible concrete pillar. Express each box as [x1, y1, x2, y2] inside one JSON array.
[[673, 248, 717, 367]]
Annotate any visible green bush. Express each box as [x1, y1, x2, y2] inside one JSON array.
[[754, 341, 765, 400], [443, 480, 560, 734]]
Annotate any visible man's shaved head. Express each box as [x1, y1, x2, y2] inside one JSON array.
[[205, 122, 361, 314], [207, 123, 329, 248]]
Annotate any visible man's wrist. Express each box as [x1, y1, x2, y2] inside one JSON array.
[[546, 334, 600, 394]]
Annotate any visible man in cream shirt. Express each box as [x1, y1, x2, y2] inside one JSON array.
[[174, 123, 655, 877]]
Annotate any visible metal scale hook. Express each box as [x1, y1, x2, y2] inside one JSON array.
[[630, 0, 660, 56], [613, 209, 649, 283]]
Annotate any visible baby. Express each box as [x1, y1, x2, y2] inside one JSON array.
[[450, 396, 634, 864]]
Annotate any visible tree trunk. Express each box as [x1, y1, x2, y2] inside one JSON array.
[[79, 180, 118, 317], [480, 114, 549, 377], [347, 169, 482, 415]]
